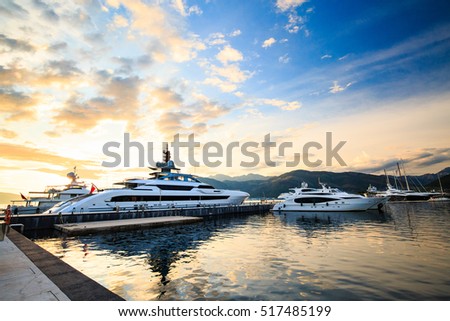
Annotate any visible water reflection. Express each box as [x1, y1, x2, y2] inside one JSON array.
[[33, 204, 450, 301], [274, 210, 391, 238]]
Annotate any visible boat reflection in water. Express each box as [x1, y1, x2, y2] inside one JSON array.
[[274, 209, 390, 225]]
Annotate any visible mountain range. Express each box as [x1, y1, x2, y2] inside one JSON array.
[[201, 167, 450, 198]]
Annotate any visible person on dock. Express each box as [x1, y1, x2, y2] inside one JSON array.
[[4, 205, 11, 225]]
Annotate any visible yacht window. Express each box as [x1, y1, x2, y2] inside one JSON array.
[[197, 185, 215, 189], [110, 195, 229, 202], [125, 183, 139, 188], [294, 197, 340, 204], [156, 185, 194, 191]]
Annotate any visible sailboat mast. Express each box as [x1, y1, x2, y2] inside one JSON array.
[[437, 173, 444, 195], [401, 161, 410, 191], [396, 163, 404, 189]]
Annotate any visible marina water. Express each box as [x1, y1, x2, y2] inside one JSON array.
[[33, 202, 450, 300]]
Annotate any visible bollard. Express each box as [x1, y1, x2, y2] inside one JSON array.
[[0, 221, 6, 241]]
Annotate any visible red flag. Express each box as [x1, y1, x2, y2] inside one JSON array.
[[90, 183, 98, 194], [20, 193, 27, 200]]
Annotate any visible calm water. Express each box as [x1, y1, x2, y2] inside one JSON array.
[[33, 202, 450, 300]]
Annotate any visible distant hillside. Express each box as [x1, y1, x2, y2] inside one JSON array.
[[199, 167, 450, 198]]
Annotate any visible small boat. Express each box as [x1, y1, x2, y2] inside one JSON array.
[[272, 182, 388, 212], [10, 169, 90, 214], [45, 148, 249, 215]]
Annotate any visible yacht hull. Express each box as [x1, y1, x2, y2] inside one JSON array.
[[272, 197, 387, 212]]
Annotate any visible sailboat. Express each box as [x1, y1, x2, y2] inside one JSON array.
[[373, 162, 439, 201], [429, 173, 449, 202]]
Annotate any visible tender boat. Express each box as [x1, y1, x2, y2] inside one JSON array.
[[10, 169, 90, 214], [45, 149, 249, 215], [272, 182, 388, 212]]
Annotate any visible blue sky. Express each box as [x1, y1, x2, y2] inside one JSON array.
[[0, 0, 449, 192]]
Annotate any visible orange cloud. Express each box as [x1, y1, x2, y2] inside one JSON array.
[[0, 142, 96, 168], [52, 74, 142, 132], [0, 88, 38, 121]]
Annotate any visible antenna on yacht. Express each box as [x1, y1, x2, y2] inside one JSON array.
[[162, 142, 170, 163]]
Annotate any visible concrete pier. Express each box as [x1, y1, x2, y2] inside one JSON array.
[[54, 216, 203, 236], [1, 228, 124, 301], [6, 203, 273, 231]]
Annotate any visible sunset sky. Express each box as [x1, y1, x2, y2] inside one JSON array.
[[1, 0, 450, 194]]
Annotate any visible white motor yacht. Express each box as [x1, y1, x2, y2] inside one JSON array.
[[45, 150, 249, 215], [10, 169, 90, 214], [272, 182, 388, 212]]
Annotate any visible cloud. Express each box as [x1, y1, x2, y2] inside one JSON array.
[[338, 54, 350, 61], [254, 98, 302, 111], [276, 0, 308, 12], [47, 41, 68, 52], [0, 65, 28, 86], [0, 128, 17, 139], [0, 60, 83, 89], [0, 88, 38, 120], [353, 148, 450, 174], [150, 87, 184, 109], [329, 81, 352, 94], [285, 12, 304, 34], [153, 92, 230, 138], [229, 29, 241, 37], [172, 0, 203, 16], [210, 64, 251, 83], [32, 0, 60, 22], [262, 37, 276, 48], [279, 54, 290, 64], [156, 111, 190, 136], [46, 60, 82, 77], [111, 14, 129, 28], [203, 58, 253, 93], [204, 77, 237, 93], [122, 0, 205, 62], [0, 34, 35, 52], [216, 45, 243, 64], [0, 1, 28, 18], [53, 73, 142, 132], [321, 54, 332, 60], [189, 95, 229, 123], [0, 142, 97, 174], [207, 32, 227, 46]]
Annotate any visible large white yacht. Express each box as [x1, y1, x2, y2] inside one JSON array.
[[10, 169, 90, 214], [45, 150, 249, 215], [272, 182, 388, 212]]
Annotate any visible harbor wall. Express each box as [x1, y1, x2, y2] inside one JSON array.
[[8, 203, 273, 231]]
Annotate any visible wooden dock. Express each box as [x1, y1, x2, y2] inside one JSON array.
[[54, 216, 203, 236]]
